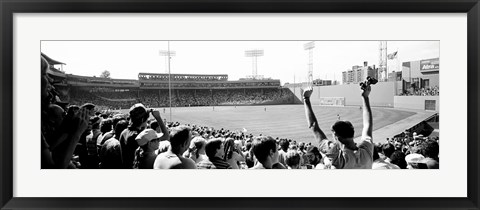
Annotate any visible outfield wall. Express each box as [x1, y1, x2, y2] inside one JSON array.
[[289, 86, 305, 104], [394, 96, 439, 111], [287, 82, 396, 107], [286, 83, 439, 111]]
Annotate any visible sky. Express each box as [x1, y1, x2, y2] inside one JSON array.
[[41, 41, 439, 85]]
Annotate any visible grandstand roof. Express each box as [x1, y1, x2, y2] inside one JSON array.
[[41, 53, 66, 65], [47, 69, 66, 78], [67, 74, 108, 79]]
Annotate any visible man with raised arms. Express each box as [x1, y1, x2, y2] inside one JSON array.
[[302, 81, 374, 169]]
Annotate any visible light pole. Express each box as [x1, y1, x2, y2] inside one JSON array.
[[159, 42, 176, 122], [379, 41, 387, 81], [304, 41, 315, 87], [245, 49, 264, 79]]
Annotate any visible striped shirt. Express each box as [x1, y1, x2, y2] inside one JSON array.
[[209, 157, 232, 169], [196, 160, 216, 169]]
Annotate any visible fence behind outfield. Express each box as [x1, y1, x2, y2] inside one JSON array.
[[319, 97, 346, 106], [287, 81, 397, 107]]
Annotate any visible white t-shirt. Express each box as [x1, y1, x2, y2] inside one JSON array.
[[372, 159, 400, 169], [342, 136, 374, 169]]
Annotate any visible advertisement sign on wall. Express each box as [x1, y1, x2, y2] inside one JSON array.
[[420, 58, 439, 72]]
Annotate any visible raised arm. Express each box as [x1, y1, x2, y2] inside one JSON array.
[[151, 110, 170, 141], [51, 107, 89, 168], [303, 87, 328, 142], [361, 85, 373, 139]]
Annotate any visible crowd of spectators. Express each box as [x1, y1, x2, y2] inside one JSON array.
[[140, 81, 280, 88], [139, 74, 228, 82], [66, 88, 294, 109], [194, 90, 214, 106], [42, 54, 438, 170], [139, 90, 164, 107], [45, 101, 439, 170], [373, 134, 439, 169], [68, 89, 137, 110], [94, 90, 137, 100], [400, 86, 439, 96]]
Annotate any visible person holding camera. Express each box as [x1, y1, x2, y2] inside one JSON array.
[[302, 77, 375, 169], [41, 56, 92, 169], [119, 103, 169, 169]]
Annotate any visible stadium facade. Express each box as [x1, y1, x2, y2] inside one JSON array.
[[43, 53, 439, 140], [42, 53, 294, 110], [291, 57, 439, 111], [401, 58, 439, 90], [43, 53, 438, 112]]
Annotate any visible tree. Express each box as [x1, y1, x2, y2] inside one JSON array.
[[100, 70, 111, 79]]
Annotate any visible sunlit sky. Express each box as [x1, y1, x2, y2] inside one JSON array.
[[41, 41, 439, 85]]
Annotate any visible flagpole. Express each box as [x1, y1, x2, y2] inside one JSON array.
[[397, 47, 400, 77]]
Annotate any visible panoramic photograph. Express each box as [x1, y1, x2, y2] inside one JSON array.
[[40, 40, 439, 170]]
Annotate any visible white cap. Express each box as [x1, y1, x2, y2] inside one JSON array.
[[135, 129, 163, 146]]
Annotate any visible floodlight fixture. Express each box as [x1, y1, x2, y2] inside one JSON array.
[[304, 41, 315, 50], [245, 49, 264, 79], [159, 42, 176, 121], [245, 49, 264, 57], [159, 50, 176, 57], [304, 41, 315, 86]]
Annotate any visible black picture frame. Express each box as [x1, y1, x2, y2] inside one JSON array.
[[1, 0, 479, 209]]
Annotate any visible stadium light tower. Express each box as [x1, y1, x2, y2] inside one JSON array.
[[304, 41, 315, 86], [379, 41, 387, 81], [159, 48, 176, 73], [245, 49, 264, 79], [159, 42, 176, 122]]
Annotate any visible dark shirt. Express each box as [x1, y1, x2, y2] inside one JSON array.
[[119, 126, 141, 169], [209, 157, 232, 169], [272, 162, 287, 169], [99, 138, 123, 169], [244, 152, 254, 168]]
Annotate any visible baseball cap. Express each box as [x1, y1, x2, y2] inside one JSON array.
[[405, 153, 425, 164], [129, 103, 149, 122], [135, 128, 163, 146]]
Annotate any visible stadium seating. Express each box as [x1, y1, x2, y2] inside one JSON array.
[[66, 86, 295, 109]]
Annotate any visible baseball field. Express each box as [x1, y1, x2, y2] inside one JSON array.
[[131, 104, 416, 145]]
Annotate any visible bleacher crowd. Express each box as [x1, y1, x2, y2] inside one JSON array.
[[67, 88, 294, 109], [41, 56, 439, 170], [400, 86, 439, 96]]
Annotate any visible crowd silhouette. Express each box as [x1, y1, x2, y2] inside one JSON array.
[[41, 55, 438, 169]]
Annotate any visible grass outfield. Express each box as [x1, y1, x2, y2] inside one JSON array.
[[121, 104, 415, 145]]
